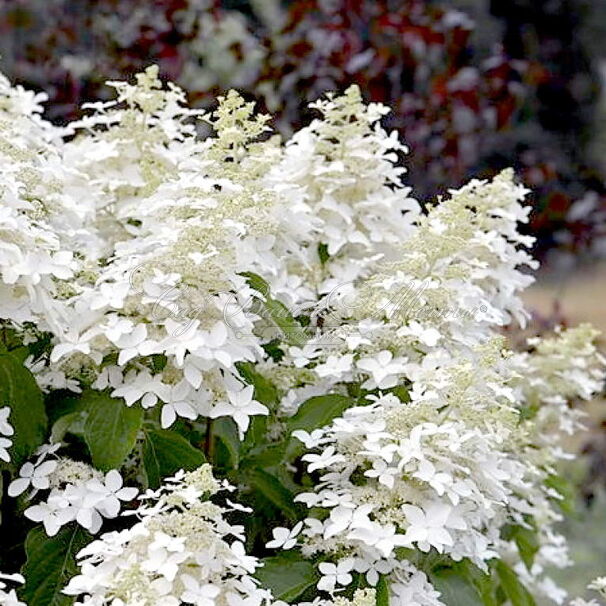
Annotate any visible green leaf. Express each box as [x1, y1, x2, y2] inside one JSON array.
[[376, 575, 390, 606], [241, 272, 307, 346], [51, 411, 87, 443], [246, 468, 299, 520], [241, 413, 270, 456], [236, 361, 279, 406], [430, 567, 484, 606], [0, 353, 47, 465], [388, 385, 410, 403], [545, 473, 575, 514], [263, 339, 285, 363], [459, 561, 498, 606], [21, 525, 90, 606], [242, 442, 287, 469], [82, 391, 143, 471], [44, 391, 86, 426], [255, 552, 317, 602], [8, 345, 30, 364], [287, 394, 352, 433], [150, 354, 167, 373], [495, 562, 536, 606], [284, 394, 353, 460], [143, 429, 205, 488], [503, 525, 539, 572], [212, 417, 241, 469], [429, 560, 498, 606], [318, 243, 330, 265]]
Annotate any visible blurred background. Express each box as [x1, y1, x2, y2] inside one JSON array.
[[1, 0, 606, 601]]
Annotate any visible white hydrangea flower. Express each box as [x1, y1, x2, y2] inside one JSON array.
[[0, 572, 26, 606], [318, 559, 355, 593], [356, 351, 407, 390], [265, 522, 303, 550], [64, 465, 273, 606], [210, 383, 268, 437], [21, 461, 137, 536], [0, 68, 603, 606], [0, 408, 14, 437], [588, 576, 606, 597], [8, 460, 58, 497], [84, 469, 139, 517]]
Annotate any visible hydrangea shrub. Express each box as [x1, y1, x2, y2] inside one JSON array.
[[0, 66, 604, 606]]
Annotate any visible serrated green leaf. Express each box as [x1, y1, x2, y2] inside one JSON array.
[[143, 429, 205, 488], [495, 561, 536, 606], [0, 353, 47, 465], [82, 391, 143, 471], [21, 525, 90, 606], [254, 552, 317, 602]]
